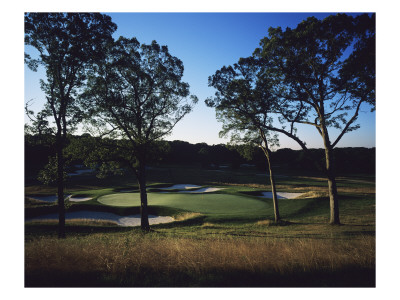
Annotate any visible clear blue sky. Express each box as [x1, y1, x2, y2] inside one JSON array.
[[24, 12, 376, 149]]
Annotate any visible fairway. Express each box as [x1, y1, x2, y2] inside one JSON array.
[[98, 192, 268, 215]]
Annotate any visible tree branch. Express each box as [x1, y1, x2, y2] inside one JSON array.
[[331, 99, 364, 148]]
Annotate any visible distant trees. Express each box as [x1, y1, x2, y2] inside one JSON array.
[[24, 13, 117, 237], [25, 134, 375, 178], [254, 13, 375, 224], [82, 37, 197, 231], [163, 141, 245, 169]]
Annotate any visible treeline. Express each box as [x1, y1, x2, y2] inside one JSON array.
[[164, 141, 375, 174], [25, 134, 55, 176], [269, 147, 375, 174], [25, 134, 375, 177]]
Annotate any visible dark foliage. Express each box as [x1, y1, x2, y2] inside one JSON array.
[[26, 135, 375, 176]]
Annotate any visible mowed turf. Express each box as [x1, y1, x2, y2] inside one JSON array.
[[98, 192, 268, 216]]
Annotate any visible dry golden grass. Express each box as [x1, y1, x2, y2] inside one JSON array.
[[256, 220, 274, 226], [201, 222, 222, 228], [298, 190, 328, 198], [25, 234, 375, 282], [173, 212, 202, 221]]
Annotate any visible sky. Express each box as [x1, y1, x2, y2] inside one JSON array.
[[24, 12, 376, 149]]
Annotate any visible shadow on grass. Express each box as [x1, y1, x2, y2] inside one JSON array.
[[154, 215, 207, 229], [283, 197, 330, 220], [25, 203, 186, 219], [25, 223, 134, 240], [25, 266, 375, 287]]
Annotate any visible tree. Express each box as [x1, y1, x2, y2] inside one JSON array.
[[24, 13, 117, 238], [256, 13, 375, 224], [82, 37, 198, 231], [206, 57, 288, 222]]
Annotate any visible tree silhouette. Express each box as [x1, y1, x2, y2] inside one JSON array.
[[256, 13, 375, 224], [207, 57, 289, 222], [82, 37, 197, 231], [24, 13, 117, 237]]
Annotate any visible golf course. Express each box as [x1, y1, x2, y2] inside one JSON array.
[[25, 163, 375, 287], [23, 12, 377, 290]]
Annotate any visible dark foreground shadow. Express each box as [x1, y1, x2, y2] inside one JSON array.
[[25, 266, 375, 287]]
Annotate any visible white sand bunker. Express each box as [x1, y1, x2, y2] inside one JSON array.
[[25, 211, 174, 227], [156, 184, 224, 193], [27, 195, 92, 202], [179, 187, 225, 193], [69, 196, 93, 202], [158, 184, 202, 190], [259, 192, 304, 199]]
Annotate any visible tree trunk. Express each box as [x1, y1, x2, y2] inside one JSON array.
[[325, 146, 340, 224], [321, 128, 340, 225], [137, 161, 150, 231], [56, 138, 66, 238], [263, 146, 280, 223]]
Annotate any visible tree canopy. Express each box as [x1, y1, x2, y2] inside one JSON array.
[[82, 36, 198, 230], [83, 37, 198, 146], [25, 13, 117, 134], [255, 13, 375, 148]]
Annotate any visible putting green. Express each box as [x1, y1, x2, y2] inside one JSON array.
[[98, 192, 268, 215]]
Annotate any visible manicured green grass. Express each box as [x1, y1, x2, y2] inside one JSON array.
[[98, 192, 267, 215]]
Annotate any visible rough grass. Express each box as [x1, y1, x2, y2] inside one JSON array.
[[25, 219, 118, 227], [173, 212, 203, 221], [25, 231, 375, 287]]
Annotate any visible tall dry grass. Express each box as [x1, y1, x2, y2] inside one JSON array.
[[25, 234, 375, 286]]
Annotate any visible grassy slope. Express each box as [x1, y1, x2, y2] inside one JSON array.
[[24, 164, 375, 287]]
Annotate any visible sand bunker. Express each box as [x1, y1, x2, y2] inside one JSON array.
[[156, 184, 224, 193], [178, 187, 225, 193], [259, 191, 304, 199], [69, 196, 93, 202], [25, 211, 173, 227], [27, 195, 92, 202], [158, 184, 202, 190]]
